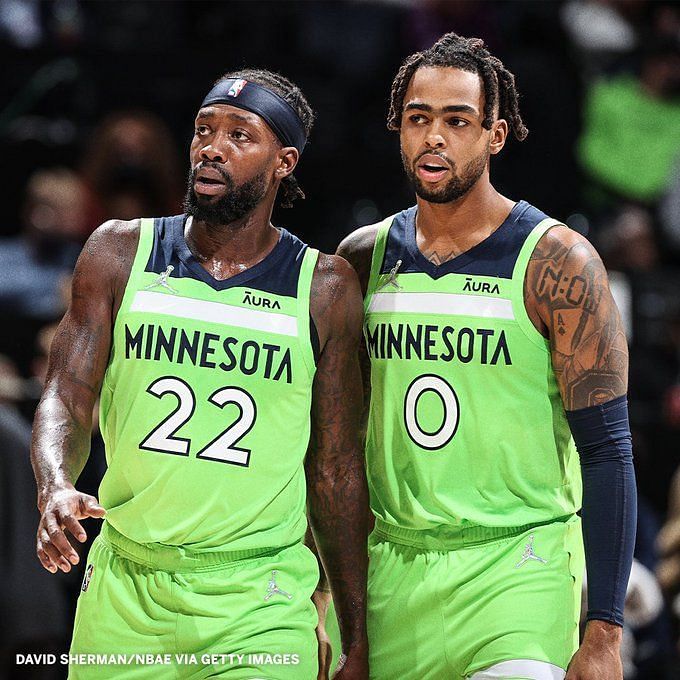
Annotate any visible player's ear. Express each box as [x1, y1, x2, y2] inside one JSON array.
[[275, 147, 299, 179], [489, 119, 508, 156]]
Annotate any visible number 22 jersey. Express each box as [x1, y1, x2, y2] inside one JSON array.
[[364, 201, 582, 540], [98, 215, 318, 552]]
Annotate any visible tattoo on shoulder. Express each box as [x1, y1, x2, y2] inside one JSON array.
[[527, 231, 627, 410]]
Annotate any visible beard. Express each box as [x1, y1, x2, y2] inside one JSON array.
[[402, 147, 489, 204], [183, 163, 267, 226]]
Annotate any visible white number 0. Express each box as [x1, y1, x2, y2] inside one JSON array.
[[404, 374, 459, 450], [140, 377, 256, 466]]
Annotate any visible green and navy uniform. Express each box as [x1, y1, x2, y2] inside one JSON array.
[[70, 215, 320, 679], [363, 201, 584, 679]]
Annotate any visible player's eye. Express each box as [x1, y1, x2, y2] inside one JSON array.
[[448, 118, 468, 128], [408, 114, 427, 124], [232, 129, 250, 141], [195, 125, 210, 135]]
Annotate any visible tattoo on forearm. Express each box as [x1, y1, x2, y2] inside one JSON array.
[[527, 234, 628, 410]]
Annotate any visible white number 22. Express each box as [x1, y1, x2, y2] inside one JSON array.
[[140, 377, 256, 466]]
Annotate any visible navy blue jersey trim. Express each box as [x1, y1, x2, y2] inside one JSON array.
[[310, 314, 320, 364], [145, 215, 307, 298], [380, 200, 549, 280]]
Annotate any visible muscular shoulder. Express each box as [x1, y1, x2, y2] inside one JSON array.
[[83, 218, 141, 265], [75, 219, 142, 310], [310, 253, 363, 351], [311, 253, 362, 314], [336, 224, 380, 295], [530, 224, 600, 267], [312, 252, 357, 293], [526, 224, 608, 314]]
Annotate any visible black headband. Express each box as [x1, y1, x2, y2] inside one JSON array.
[[200, 78, 307, 153]]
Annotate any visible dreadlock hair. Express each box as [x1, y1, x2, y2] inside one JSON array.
[[387, 32, 528, 142], [215, 68, 315, 208]]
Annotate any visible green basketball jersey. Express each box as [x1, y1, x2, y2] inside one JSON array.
[[98, 215, 318, 551], [364, 201, 582, 536]]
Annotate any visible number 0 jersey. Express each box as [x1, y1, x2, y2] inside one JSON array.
[[364, 201, 582, 539], [98, 215, 318, 551]]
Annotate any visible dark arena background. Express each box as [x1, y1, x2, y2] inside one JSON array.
[[1, 1, 680, 678]]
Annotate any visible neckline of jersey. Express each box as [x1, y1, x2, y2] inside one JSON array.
[[405, 200, 530, 279], [171, 215, 291, 291]]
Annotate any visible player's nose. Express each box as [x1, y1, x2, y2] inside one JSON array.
[[424, 120, 446, 149], [199, 143, 226, 163], [424, 132, 446, 149]]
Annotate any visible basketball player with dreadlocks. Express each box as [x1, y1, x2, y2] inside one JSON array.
[[31, 69, 369, 679], [336, 33, 635, 680]]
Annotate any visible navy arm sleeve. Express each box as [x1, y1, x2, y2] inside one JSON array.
[[565, 395, 637, 627]]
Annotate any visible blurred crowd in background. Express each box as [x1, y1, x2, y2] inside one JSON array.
[[1, 1, 679, 678]]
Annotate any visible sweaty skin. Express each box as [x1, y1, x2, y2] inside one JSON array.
[[31, 100, 369, 680], [336, 65, 627, 680]]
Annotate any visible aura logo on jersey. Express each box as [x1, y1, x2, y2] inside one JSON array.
[[364, 322, 512, 365], [242, 290, 282, 309], [462, 277, 501, 294], [124, 323, 293, 383]]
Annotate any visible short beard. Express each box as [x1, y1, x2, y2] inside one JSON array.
[[184, 164, 267, 227], [402, 148, 488, 204]]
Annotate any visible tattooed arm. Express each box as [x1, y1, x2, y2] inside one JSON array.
[[526, 225, 628, 409], [307, 253, 369, 678], [31, 220, 138, 574], [526, 226, 633, 680]]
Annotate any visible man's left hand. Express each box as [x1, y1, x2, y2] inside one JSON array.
[[565, 620, 623, 680]]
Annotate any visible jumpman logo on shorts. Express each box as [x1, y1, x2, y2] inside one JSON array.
[[514, 534, 548, 568], [145, 265, 178, 294], [376, 259, 403, 291], [264, 570, 293, 601]]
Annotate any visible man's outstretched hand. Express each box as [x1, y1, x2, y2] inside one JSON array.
[[37, 486, 105, 573]]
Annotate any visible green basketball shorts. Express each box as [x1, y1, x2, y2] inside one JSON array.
[[68, 522, 319, 679], [367, 515, 584, 680]]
